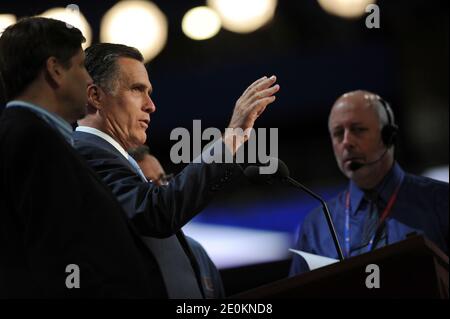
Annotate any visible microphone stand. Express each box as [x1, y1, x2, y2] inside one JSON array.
[[284, 177, 345, 261]]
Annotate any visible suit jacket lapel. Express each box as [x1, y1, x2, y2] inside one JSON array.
[[73, 131, 137, 173]]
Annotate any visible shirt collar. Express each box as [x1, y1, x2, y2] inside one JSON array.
[[348, 162, 405, 215], [75, 126, 130, 160], [375, 162, 405, 205], [6, 100, 73, 144]]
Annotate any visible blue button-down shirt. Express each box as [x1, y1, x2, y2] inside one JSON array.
[[6, 100, 73, 145], [290, 162, 449, 275]]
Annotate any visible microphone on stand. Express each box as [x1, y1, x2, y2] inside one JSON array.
[[244, 159, 345, 261]]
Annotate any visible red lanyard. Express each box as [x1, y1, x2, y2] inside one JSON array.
[[344, 180, 402, 257]]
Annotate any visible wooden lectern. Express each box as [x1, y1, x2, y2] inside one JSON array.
[[232, 235, 448, 298]]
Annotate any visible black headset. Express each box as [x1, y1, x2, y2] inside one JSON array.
[[377, 97, 399, 148]]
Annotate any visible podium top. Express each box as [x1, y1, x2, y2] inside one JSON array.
[[233, 235, 448, 298]]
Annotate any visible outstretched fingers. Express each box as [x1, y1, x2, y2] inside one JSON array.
[[250, 95, 277, 120], [241, 76, 269, 97], [247, 83, 280, 106], [241, 75, 278, 102]]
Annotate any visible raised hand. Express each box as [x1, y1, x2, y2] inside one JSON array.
[[224, 75, 280, 155]]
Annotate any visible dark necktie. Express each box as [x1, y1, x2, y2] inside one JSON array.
[[361, 191, 380, 250]]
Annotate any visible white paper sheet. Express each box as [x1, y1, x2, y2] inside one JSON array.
[[289, 248, 339, 271]]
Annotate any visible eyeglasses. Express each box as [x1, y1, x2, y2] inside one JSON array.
[[148, 173, 174, 185], [159, 173, 173, 185]]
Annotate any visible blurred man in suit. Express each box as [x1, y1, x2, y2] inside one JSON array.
[[290, 91, 448, 275], [74, 43, 279, 298], [0, 17, 160, 298], [128, 145, 171, 186]]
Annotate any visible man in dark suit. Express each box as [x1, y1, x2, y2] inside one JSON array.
[[74, 43, 280, 298], [0, 17, 159, 298], [128, 145, 225, 298]]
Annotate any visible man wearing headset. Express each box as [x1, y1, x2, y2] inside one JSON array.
[[290, 90, 448, 275]]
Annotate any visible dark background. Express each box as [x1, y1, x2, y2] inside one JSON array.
[[1, 0, 448, 235]]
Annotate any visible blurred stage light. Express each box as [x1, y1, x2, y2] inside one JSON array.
[[183, 223, 291, 269], [207, 0, 277, 33], [182, 6, 221, 40], [423, 165, 449, 183], [40, 6, 92, 48], [101, 0, 168, 63], [317, 0, 377, 19], [0, 14, 16, 33]]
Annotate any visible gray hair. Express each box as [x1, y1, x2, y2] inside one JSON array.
[[85, 43, 144, 94]]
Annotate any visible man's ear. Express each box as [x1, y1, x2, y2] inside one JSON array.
[[45, 56, 65, 87], [87, 84, 104, 111]]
